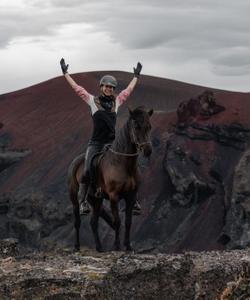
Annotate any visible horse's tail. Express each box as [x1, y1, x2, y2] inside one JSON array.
[[67, 153, 85, 206]]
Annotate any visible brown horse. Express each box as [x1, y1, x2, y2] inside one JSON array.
[[68, 106, 153, 252]]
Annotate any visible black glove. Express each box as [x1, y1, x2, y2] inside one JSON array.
[[133, 62, 142, 78], [60, 58, 69, 74]]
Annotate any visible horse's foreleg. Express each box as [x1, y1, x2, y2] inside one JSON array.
[[124, 191, 136, 251], [73, 205, 81, 251], [100, 207, 116, 230], [70, 189, 81, 251], [90, 197, 103, 252], [110, 198, 121, 251], [68, 153, 85, 252]]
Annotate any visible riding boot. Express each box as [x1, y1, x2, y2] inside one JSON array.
[[78, 183, 91, 215], [133, 194, 142, 215]]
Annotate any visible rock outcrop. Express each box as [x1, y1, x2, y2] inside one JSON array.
[[177, 90, 225, 123], [222, 149, 250, 249], [0, 123, 31, 173], [134, 91, 250, 253], [0, 150, 31, 173]]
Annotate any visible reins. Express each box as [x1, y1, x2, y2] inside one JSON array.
[[108, 147, 140, 156]]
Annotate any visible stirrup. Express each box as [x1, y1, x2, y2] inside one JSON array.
[[80, 201, 91, 216], [133, 200, 142, 215], [95, 187, 103, 198]]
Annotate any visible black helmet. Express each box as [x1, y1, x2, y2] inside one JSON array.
[[99, 75, 117, 88]]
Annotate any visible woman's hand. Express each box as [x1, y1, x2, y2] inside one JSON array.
[[60, 58, 69, 74], [133, 62, 142, 78]]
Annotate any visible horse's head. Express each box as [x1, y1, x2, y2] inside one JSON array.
[[128, 106, 154, 158]]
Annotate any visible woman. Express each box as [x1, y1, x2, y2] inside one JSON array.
[[60, 58, 142, 215]]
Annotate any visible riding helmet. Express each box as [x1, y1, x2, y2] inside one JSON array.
[[99, 75, 117, 88]]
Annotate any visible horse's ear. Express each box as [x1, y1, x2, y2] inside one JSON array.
[[148, 109, 154, 117]]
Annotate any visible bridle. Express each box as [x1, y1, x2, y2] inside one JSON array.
[[108, 119, 151, 157]]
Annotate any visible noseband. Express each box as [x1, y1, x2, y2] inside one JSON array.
[[108, 119, 151, 157]]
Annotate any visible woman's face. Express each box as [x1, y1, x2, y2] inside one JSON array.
[[101, 85, 115, 96]]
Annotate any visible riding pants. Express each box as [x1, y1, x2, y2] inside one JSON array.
[[82, 142, 106, 183]]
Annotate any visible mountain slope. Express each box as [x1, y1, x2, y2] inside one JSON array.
[[0, 71, 249, 252]]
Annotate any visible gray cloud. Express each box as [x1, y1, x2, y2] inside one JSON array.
[[25, 0, 88, 8], [1, 0, 250, 93], [212, 48, 250, 76], [0, 2, 99, 47], [3, 1, 250, 53]]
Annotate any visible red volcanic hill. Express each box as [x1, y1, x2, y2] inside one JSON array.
[[0, 71, 250, 252]]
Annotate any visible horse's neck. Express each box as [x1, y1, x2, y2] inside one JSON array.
[[111, 120, 138, 169]]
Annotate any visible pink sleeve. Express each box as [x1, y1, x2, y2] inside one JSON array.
[[72, 84, 91, 104], [116, 87, 132, 107]]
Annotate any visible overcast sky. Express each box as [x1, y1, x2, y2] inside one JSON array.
[[1, 0, 250, 94]]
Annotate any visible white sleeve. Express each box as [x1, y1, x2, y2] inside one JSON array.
[[88, 95, 98, 115]]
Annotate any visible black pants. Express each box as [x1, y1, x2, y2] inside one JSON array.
[[82, 142, 106, 183]]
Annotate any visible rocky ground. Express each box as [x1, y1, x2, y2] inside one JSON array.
[[0, 239, 249, 299]]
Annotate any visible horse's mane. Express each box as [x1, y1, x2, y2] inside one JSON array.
[[111, 106, 148, 156], [112, 119, 131, 153]]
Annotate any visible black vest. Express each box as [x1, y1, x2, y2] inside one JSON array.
[[89, 95, 117, 144]]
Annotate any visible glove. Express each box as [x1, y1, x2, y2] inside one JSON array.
[[133, 62, 142, 78], [60, 58, 69, 74]]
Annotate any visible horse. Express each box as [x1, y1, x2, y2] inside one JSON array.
[[68, 106, 153, 252]]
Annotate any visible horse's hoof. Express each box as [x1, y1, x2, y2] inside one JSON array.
[[113, 244, 121, 251], [74, 245, 80, 252], [126, 245, 134, 252], [96, 246, 104, 253]]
